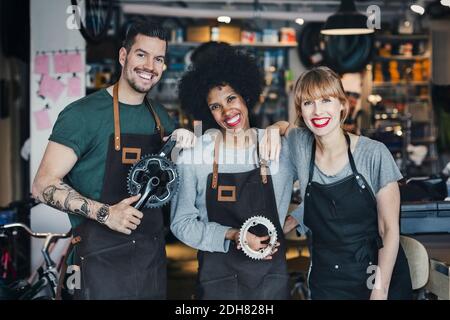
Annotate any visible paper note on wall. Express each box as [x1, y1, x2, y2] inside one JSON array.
[[34, 54, 49, 74], [67, 76, 81, 97], [54, 53, 70, 73], [33, 109, 52, 130], [67, 53, 84, 73], [38, 75, 65, 103]]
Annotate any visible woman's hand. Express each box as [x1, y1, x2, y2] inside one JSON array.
[[283, 215, 299, 235], [260, 125, 282, 162], [226, 228, 280, 260], [167, 128, 196, 149], [240, 232, 280, 260], [260, 121, 294, 162]]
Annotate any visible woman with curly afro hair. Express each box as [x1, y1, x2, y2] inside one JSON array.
[[179, 44, 261, 132], [170, 47, 304, 300]]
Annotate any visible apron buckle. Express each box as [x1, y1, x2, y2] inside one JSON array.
[[217, 185, 237, 202]]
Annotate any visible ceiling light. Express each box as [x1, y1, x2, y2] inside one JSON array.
[[411, 4, 425, 15], [217, 16, 231, 23], [321, 0, 374, 35]]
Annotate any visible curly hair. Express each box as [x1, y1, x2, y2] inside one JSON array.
[[178, 46, 263, 131]]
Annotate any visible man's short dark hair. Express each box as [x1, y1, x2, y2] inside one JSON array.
[[122, 19, 169, 53]]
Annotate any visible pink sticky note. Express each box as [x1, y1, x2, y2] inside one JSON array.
[[54, 53, 70, 73], [34, 54, 49, 74], [67, 53, 84, 73], [67, 77, 81, 97], [34, 109, 52, 130], [38, 75, 66, 103]]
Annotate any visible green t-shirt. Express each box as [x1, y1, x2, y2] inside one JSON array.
[[49, 89, 176, 229]]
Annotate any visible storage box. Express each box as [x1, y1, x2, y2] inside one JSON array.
[[218, 25, 241, 44], [241, 30, 257, 44], [263, 29, 279, 44], [280, 27, 296, 44], [187, 26, 211, 42]]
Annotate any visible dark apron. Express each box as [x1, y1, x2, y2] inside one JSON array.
[[304, 134, 412, 300], [72, 83, 167, 300], [197, 131, 289, 300]]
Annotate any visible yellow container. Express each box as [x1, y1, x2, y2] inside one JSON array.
[[187, 26, 211, 42], [218, 26, 241, 44]]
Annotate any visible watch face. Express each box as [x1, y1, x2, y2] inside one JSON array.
[[97, 205, 109, 223]]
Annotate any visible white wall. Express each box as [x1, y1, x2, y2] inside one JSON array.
[[30, 0, 85, 270]]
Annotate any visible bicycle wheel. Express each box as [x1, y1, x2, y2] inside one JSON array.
[[70, 0, 114, 44]]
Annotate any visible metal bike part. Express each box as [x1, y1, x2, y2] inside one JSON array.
[[239, 216, 278, 260], [127, 138, 179, 209], [0, 223, 71, 269]]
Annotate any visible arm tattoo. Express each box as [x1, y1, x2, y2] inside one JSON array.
[[42, 185, 66, 211], [63, 189, 91, 217], [41, 181, 96, 219]]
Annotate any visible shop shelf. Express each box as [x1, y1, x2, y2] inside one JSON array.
[[375, 34, 429, 41], [374, 54, 430, 61], [169, 41, 297, 48], [372, 81, 430, 87]]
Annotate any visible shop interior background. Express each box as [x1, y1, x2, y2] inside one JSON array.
[[1, 0, 450, 300]]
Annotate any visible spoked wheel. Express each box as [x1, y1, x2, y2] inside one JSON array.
[[70, 0, 114, 43]]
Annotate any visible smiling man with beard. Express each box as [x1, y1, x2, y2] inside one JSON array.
[[32, 20, 192, 299]]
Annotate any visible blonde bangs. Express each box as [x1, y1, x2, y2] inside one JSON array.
[[293, 67, 350, 126], [294, 67, 347, 108]]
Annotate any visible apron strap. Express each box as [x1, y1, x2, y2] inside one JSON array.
[[308, 139, 316, 183], [113, 83, 121, 151], [144, 97, 165, 140], [307, 132, 357, 183], [255, 130, 268, 184], [211, 129, 267, 189], [112, 82, 165, 151], [344, 133, 358, 176], [212, 133, 222, 189], [55, 239, 76, 300]]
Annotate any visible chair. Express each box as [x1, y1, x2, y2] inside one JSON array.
[[400, 235, 429, 290], [426, 258, 450, 300]]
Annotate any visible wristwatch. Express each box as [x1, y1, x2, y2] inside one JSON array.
[[96, 204, 110, 224]]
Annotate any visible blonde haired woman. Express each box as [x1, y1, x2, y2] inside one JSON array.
[[278, 66, 412, 300]]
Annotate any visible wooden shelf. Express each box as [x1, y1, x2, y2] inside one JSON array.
[[375, 96, 429, 102], [234, 42, 297, 48], [411, 137, 437, 144], [374, 54, 430, 61], [370, 33, 438, 175], [373, 81, 429, 87], [169, 42, 297, 48], [375, 34, 429, 41]]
